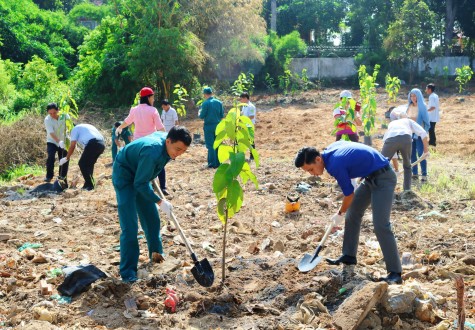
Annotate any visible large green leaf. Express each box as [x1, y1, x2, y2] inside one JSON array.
[[213, 164, 232, 194], [228, 152, 246, 177], [239, 115, 254, 128], [227, 180, 243, 217], [218, 145, 233, 163], [250, 148, 260, 168], [213, 129, 227, 149], [225, 119, 236, 141]]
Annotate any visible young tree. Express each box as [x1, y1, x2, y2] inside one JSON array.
[[383, 0, 436, 83]]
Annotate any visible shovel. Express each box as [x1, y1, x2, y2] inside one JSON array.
[[152, 179, 214, 287], [298, 222, 335, 273], [396, 152, 429, 177], [54, 148, 68, 191]]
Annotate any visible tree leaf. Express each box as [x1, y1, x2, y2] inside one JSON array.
[[213, 164, 231, 194], [218, 145, 233, 163], [228, 152, 246, 177], [213, 130, 227, 149], [251, 149, 260, 168], [217, 198, 227, 224]]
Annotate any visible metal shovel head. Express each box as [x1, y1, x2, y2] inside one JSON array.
[[298, 253, 323, 273], [190, 258, 214, 287]]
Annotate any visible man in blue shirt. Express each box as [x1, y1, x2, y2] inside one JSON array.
[[199, 87, 224, 168], [112, 126, 191, 283], [295, 141, 402, 284]]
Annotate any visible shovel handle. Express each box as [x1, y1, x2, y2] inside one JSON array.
[[152, 179, 197, 257], [397, 152, 429, 176], [311, 222, 334, 260]]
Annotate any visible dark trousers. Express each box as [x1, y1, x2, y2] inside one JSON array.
[[429, 122, 437, 146], [79, 139, 105, 189], [46, 143, 69, 180], [158, 168, 166, 190]]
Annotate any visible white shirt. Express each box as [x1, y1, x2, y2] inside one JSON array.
[[44, 114, 68, 146], [160, 107, 178, 132], [241, 101, 256, 124], [428, 93, 440, 122], [70, 124, 104, 148], [383, 118, 428, 142]]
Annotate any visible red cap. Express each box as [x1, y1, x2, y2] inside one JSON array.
[[140, 87, 154, 97]]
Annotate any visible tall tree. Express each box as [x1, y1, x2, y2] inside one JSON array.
[[383, 0, 436, 82]]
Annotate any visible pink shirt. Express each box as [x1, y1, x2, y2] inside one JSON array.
[[124, 104, 164, 139]]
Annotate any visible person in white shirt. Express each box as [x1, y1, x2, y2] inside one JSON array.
[[158, 100, 179, 195], [44, 103, 69, 182], [381, 108, 429, 191], [239, 92, 256, 160], [60, 124, 105, 191], [425, 83, 440, 147]]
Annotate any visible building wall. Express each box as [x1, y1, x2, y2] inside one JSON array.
[[290, 57, 475, 79]]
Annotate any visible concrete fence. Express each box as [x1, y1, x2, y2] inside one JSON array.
[[290, 56, 475, 79]]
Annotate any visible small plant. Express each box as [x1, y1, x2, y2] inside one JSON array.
[[385, 74, 401, 103], [172, 84, 189, 117], [230, 72, 254, 96], [455, 65, 473, 93], [358, 64, 380, 141], [331, 97, 358, 141], [212, 103, 259, 284], [58, 90, 79, 149], [278, 69, 292, 94], [300, 68, 310, 91], [264, 73, 276, 93]]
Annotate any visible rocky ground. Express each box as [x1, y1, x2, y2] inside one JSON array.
[[0, 87, 474, 329]]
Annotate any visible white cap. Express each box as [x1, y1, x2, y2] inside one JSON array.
[[340, 90, 352, 99]]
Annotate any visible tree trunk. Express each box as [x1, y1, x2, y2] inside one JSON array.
[[270, 0, 277, 32], [444, 0, 457, 56]]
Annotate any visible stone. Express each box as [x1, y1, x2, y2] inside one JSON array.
[[461, 256, 475, 266], [151, 256, 181, 274], [357, 311, 382, 330], [32, 253, 48, 264], [0, 233, 12, 241], [62, 189, 80, 198], [273, 240, 285, 252], [382, 286, 416, 314], [414, 298, 438, 324], [183, 291, 203, 302], [333, 281, 388, 330]]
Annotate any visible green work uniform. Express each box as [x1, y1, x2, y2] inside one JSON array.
[[199, 97, 224, 168], [111, 126, 132, 162], [112, 132, 171, 282]]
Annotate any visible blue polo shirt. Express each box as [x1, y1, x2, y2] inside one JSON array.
[[322, 141, 389, 196]]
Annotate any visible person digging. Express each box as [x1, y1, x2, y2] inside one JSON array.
[[112, 126, 191, 283], [295, 142, 403, 285]]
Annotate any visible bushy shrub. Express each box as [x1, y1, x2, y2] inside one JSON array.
[[0, 114, 45, 174]]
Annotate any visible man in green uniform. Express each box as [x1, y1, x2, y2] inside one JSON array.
[[199, 87, 224, 168], [112, 126, 192, 282], [111, 121, 132, 163]]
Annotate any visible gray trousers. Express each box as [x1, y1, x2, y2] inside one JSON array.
[[381, 134, 412, 191], [344, 169, 402, 273]]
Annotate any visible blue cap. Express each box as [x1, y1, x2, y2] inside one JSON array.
[[203, 87, 213, 95]]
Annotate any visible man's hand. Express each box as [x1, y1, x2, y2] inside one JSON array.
[[159, 199, 173, 218], [59, 140, 65, 149], [331, 213, 345, 226], [115, 127, 123, 136], [59, 157, 68, 166]]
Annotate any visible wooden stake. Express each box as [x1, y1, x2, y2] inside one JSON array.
[[455, 275, 465, 330]]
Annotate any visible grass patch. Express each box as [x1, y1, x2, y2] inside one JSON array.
[[0, 164, 44, 183]]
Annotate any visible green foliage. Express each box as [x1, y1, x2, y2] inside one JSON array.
[[358, 64, 380, 137], [68, 2, 110, 22], [0, 164, 43, 182], [172, 84, 188, 117], [300, 69, 310, 91], [278, 69, 292, 95], [455, 65, 473, 93], [331, 97, 358, 140], [264, 73, 276, 93], [212, 103, 259, 283], [0, 58, 17, 119], [383, 0, 436, 83], [58, 90, 78, 149], [230, 73, 255, 96], [385, 74, 401, 103]]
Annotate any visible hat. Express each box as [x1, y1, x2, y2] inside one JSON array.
[[161, 99, 170, 105], [203, 87, 213, 95], [339, 90, 352, 99], [140, 87, 154, 97]]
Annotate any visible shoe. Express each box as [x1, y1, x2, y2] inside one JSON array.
[[44, 177, 53, 183], [326, 255, 357, 265], [161, 189, 169, 196], [377, 272, 402, 285], [412, 174, 419, 180], [421, 175, 427, 182], [82, 186, 94, 191]]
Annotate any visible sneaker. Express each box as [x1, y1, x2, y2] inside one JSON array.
[[161, 189, 169, 196], [412, 174, 419, 180], [377, 272, 402, 285], [421, 175, 427, 182]]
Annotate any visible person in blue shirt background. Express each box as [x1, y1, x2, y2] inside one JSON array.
[[295, 141, 402, 284], [111, 121, 132, 163], [112, 126, 191, 283]]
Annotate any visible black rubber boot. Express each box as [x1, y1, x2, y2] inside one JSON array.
[[377, 272, 403, 285], [326, 255, 357, 265]]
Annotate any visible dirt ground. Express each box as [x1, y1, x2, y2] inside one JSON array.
[[0, 87, 474, 329]]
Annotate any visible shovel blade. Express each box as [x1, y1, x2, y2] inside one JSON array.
[[190, 258, 214, 287], [298, 253, 323, 273]]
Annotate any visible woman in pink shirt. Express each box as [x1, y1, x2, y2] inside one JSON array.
[[116, 87, 165, 139], [116, 87, 168, 193]]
